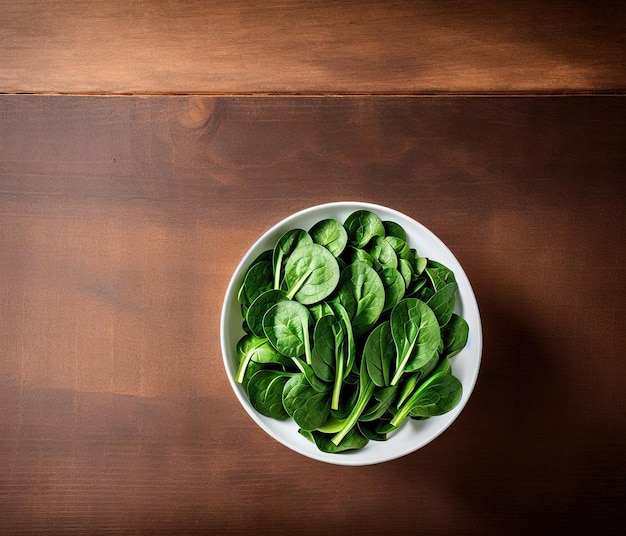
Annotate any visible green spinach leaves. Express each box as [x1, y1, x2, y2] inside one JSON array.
[[235, 210, 469, 453]]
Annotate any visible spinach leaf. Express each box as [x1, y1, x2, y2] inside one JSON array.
[[412, 252, 428, 278], [390, 361, 462, 427], [426, 261, 456, 291], [367, 235, 398, 270], [363, 321, 395, 387], [441, 313, 470, 358], [235, 334, 291, 383], [426, 281, 458, 327], [282, 374, 332, 431], [246, 369, 294, 420], [272, 229, 312, 290], [310, 315, 340, 383], [385, 235, 412, 261], [310, 314, 344, 409], [246, 289, 287, 338], [309, 218, 348, 257], [336, 261, 385, 339], [398, 258, 414, 288], [389, 298, 441, 385], [344, 210, 385, 248], [342, 245, 374, 267], [379, 267, 406, 313], [407, 372, 461, 418], [283, 243, 340, 305], [238, 259, 273, 310], [383, 220, 407, 241], [262, 300, 312, 363], [310, 306, 354, 410]]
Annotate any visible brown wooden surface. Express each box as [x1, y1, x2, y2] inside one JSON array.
[[0, 95, 624, 534], [1, 0, 625, 95]]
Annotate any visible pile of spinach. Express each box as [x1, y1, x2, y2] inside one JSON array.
[[235, 210, 469, 453]]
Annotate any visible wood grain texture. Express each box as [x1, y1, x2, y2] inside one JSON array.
[[0, 95, 624, 534], [1, 0, 625, 95]]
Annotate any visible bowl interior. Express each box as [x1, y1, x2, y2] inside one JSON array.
[[220, 201, 482, 466]]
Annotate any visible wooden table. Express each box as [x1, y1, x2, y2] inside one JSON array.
[[1, 2, 625, 535]]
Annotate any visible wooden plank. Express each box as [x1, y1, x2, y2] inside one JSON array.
[[1, 0, 624, 94], [0, 95, 624, 534]]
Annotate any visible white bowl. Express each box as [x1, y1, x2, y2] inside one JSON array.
[[220, 201, 482, 466]]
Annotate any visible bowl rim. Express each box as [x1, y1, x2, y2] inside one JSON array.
[[220, 201, 482, 466]]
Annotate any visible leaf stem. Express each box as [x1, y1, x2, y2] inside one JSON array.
[[331, 379, 374, 446], [285, 269, 312, 300], [273, 252, 284, 290], [331, 346, 344, 410], [303, 319, 312, 365], [390, 337, 416, 385], [235, 353, 253, 384], [390, 370, 445, 427]]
